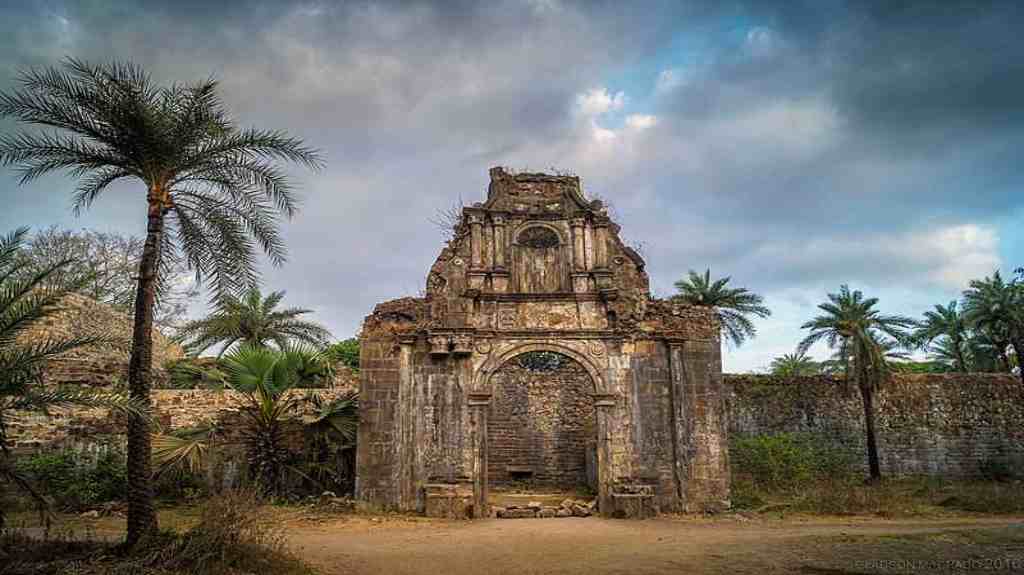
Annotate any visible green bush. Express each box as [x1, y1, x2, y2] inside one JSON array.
[[324, 338, 360, 372], [731, 432, 855, 493], [15, 447, 127, 511]]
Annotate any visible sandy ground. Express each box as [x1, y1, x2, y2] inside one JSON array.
[[285, 514, 1024, 575]]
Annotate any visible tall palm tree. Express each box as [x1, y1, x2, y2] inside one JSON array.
[[799, 285, 913, 480], [672, 269, 771, 347], [0, 228, 141, 530], [768, 350, 820, 376], [0, 59, 321, 545], [912, 301, 969, 372], [175, 288, 330, 356], [962, 271, 1024, 388]]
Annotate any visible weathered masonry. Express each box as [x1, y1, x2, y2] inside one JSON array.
[[356, 168, 729, 518]]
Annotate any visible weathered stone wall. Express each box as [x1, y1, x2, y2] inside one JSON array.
[[487, 356, 596, 488], [19, 294, 183, 387], [726, 373, 1024, 478], [356, 168, 729, 519], [7, 383, 358, 452]]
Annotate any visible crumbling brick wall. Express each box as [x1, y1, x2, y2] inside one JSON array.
[[487, 355, 596, 489]]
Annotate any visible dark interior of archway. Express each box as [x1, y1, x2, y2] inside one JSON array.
[[488, 351, 597, 499]]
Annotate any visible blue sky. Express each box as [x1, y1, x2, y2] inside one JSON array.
[[1, 0, 1022, 372]]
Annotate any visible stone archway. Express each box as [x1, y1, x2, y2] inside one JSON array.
[[486, 351, 597, 500], [469, 342, 615, 518]]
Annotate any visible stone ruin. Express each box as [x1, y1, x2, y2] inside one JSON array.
[[356, 167, 730, 518]]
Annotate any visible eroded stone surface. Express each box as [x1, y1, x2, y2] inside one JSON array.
[[356, 168, 729, 518]]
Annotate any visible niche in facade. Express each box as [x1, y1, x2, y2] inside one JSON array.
[[513, 225, 568, 293]]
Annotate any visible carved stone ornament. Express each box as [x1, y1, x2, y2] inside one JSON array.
[[474, 339, 493, 355], [588, 340, 606, 357]]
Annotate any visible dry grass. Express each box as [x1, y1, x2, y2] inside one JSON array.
[[1, 491, 317, 575]]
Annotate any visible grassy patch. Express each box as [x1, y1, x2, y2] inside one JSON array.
[[732, 476, 1024, 517]]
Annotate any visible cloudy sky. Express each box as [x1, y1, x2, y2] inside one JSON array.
[[1, 0, 1022, 372]]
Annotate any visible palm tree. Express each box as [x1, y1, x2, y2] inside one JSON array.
[[962, 271, 1024, 388], [672, 269, 771, 347], [221, 343, 336, 497], [0, 228, 141, 530], [175, 288, 330, 356], [912, 301, 969, 372], [0, 59, 321, 545], [799, 285, 913, 481], [769, 350, 820, 376]]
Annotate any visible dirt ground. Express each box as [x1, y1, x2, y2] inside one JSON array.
[[285, 514, 1024, 575], [9, 509, 1024, 574]]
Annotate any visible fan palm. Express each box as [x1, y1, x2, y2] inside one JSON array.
[[799, 285, 913, 480], [768, 350, 820, 376], [0, 59, 321, 545], [175, 288, 331, 356], [962, 271, 1024, 388], [912, 301, 969, 372], [672, 269, 771, 347], [0, 227, 142, 530], [221, 343, 336, 496]]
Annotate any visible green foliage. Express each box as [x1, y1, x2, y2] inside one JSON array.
[[800, 285, 914, 390], [672, 268, 771, 347], [0, 227, 142, 529], [176, 288, 331, 357], [0, 58, 323, 298], [731, 433, 855, 494], [163, 358, 229, 389], [15, 448, 127, 511], [768, 350, 821, 376], [324, 338, 360, 371]]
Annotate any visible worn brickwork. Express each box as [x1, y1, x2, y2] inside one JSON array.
[[357, 168, 728, 519], [18, 293, 183, 387], [487, 357, 596, 488], [7, 381, 358, 452], [726, 373, 1024, 478]]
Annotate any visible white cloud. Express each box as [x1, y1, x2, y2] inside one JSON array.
[[625, 114, 657, 130], [575, 87, 626, 117]]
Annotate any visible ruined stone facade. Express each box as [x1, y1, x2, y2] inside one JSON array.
[[356, 168, 729, 518]]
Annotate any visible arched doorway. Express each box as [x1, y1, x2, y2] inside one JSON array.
[[485, 350, 598, 509]]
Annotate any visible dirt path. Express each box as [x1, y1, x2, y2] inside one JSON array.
[[286, 515, 1024, 575]]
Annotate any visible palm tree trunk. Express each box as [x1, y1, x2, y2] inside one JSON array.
[[124, 195, 164, 547], [855, 349, 882, 481], [1012, 339, 1024, 390], [953, 335, 968, 373], [861, 383, 882, 481]]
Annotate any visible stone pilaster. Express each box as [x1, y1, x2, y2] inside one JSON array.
[[468, 391, 492, 518], [570, 218, 587, 272], [492, 214, 507, 271]]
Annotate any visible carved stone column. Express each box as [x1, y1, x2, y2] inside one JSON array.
[[665, 340, 688, 510], [570, 217, 587, 271], [467, 211, 486, 290], [593, 393, 616, 517], [468, 392, 492, 518], [491, 215, 509, 293], [492, 215, 507, 270], [593, 218, 610, 270]]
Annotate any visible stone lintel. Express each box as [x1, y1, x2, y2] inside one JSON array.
[[592, 393, 617, 408], [467, 392, 492, 406]]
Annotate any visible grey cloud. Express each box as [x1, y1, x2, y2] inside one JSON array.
[[0, 0, 1021, 349]]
